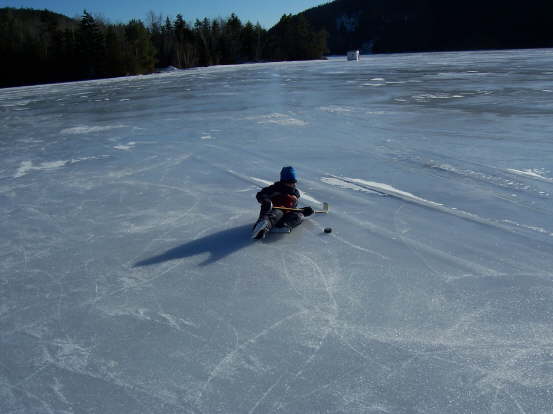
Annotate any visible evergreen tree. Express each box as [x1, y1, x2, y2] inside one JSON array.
[[147, 11, 163, 67], [253, 23, 265, 62], [210, 19, 223, 65], [124, 19, 156, 74], [77, 10, 105, 78], [160, 17, 176, 67], [194, 18, 212, 66], [105, 25, 126, 76], [222, 13, 242, 63], [174, 14, 195, 67], [240, 21, 257, 61]]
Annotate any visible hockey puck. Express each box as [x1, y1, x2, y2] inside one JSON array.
[[324, 227, 332, 233]]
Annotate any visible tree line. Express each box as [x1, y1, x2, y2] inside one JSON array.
[[0, 8, 328, 88]]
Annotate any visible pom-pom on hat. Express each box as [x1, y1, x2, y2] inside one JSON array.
[[280, 166, 297, 183]]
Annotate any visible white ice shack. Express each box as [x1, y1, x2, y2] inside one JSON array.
[[347, 50, 360, 61]]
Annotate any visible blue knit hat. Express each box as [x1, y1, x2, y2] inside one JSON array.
[[280, 166, 297, 183]]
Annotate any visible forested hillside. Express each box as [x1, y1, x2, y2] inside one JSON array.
[[0, 8, 327, 87], [301, 0, 553, 54]]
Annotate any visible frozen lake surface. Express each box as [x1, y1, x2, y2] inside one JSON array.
[[2, 49, 553, 413]]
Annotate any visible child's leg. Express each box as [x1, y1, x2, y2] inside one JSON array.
[[259, 199, 273, 217], [279, 212, 304, 228], [266, 209, 284, 228], [256, 207, 284, 230]]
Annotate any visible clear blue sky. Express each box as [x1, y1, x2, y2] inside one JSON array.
[[1, 0, 326, 28]]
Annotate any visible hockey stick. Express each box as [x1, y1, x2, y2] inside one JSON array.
[[274, 202, 329, 214]]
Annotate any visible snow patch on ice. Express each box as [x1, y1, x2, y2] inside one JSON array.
[[319, 105, 353, 113], [246, 113, 307, 126], [61, 124, 127, 135], [299, 192, 322, 206], [346, 177, 444, 207], [413, 93, 465, 101], [247, 176, 272, 187], [325, 175, 553, 238], [14, 156, 108, 178], [321, 177, 379, 194], [501, 220, 553, 236], [114, 141, 136, 150], [426, 161, 541, 192], [15, 161, 63, 178], [507, 168, 553, 182]]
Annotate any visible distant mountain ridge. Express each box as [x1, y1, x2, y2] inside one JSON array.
[[299, 0, 553, 54], [0, 7, 76, 27]]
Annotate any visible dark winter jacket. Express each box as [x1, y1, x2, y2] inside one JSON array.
[[256, 181, 300, 208]]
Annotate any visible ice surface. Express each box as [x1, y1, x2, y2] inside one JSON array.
[[2, 49, 553, 413]]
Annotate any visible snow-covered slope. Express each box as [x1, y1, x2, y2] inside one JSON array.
[[2, 49, 553, 413]]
